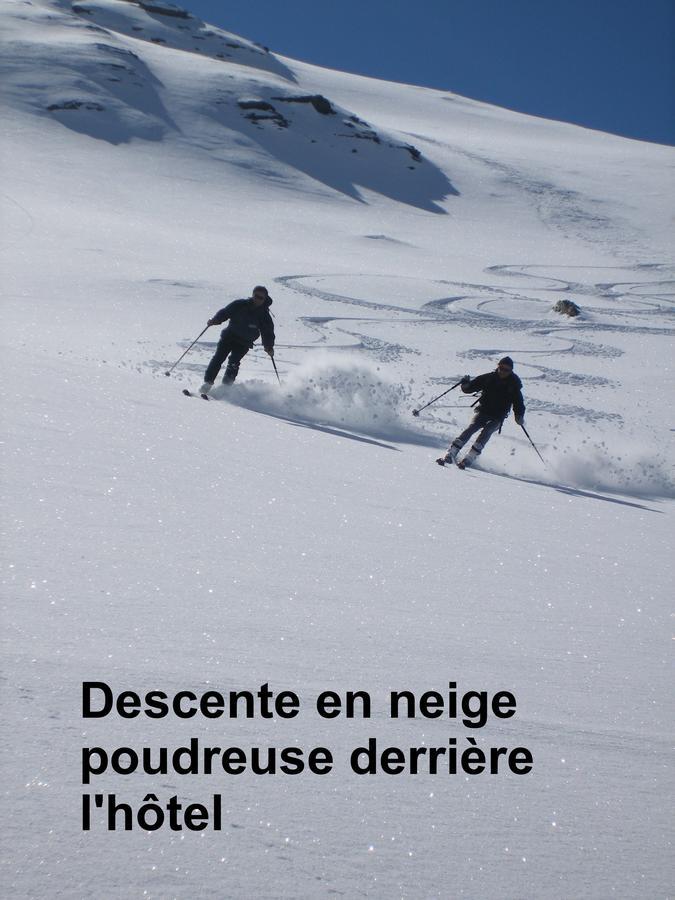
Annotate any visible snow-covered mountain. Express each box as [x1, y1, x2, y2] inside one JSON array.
[[2, 1, 673, 898]]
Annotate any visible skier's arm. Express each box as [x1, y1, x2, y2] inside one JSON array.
[[208, 302, 236, 327], [511, 376, 525, 423], [513, 389, 525, 423], [260, 311, 275, 354], [461, 374, 486, 394]]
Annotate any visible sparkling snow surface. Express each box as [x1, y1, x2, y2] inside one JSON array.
[[1, 1, 673, 897]]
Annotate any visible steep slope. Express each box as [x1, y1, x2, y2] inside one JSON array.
[[1, 2, 673, 898]]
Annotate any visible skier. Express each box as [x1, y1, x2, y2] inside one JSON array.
[[200, 286, 275, 394], [437, 356, 525, 469]]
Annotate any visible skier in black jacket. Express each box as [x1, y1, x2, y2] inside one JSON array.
[[200, 286, 275, 393], [437, 357, 525, 469]]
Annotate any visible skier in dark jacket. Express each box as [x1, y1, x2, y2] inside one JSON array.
[[200, 286, 275, 393], [437, 356, 525, 469]]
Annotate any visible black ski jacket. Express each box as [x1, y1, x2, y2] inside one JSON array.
[[211, 298, 275, 349], [462, 371, 525, 421]]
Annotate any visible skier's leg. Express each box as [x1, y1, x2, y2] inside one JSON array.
[[204, 336, 232, 385], [444, 413, 484, 462], [461, 419, 501, 468], [223, 343, 250, 384]]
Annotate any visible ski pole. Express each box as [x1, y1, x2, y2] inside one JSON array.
[[412, 379, 464, 417], [270, 355, 281, 385], [164, 325, 210, 376], [520, 423, 546, 465]]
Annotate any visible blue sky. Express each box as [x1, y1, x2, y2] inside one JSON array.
[[178, 0, 674, 146]]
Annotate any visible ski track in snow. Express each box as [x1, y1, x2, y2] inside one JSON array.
[[406, 135, 650, 256]]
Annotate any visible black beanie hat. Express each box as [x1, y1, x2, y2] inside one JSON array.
[[498, 356, 514, 369]]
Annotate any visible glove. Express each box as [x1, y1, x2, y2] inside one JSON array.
[[460, 375, 471, 385], [265, 347, 274, 357], [515, 415, 524, 426], [207, 317, 218, 327]]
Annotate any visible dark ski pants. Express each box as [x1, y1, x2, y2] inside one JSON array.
[[448, 411, 502, 463], [204, 335, 250, 384]]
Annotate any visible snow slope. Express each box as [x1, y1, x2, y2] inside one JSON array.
[[1, 1, 674, 897]]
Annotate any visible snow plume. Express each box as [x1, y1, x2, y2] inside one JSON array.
[[214, 354, 431, 443], [548, 441, 675, 500], [474, 433, 674, 500]]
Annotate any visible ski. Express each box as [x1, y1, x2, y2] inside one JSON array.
[[182, 389, 210, 401], [436, 456, 468, 470]]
